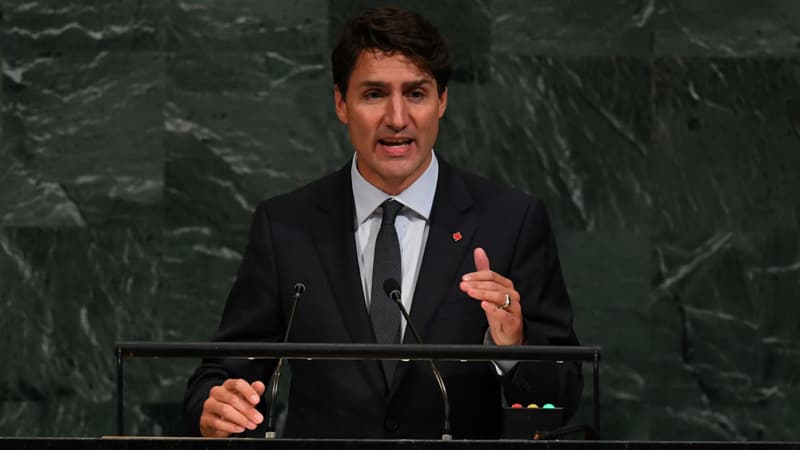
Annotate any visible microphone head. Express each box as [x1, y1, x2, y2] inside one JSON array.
[[383, 278, 401, 302], [293, 282, 306, 294]]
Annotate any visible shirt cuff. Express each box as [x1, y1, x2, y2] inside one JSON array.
[[483, 329, 520, 374]]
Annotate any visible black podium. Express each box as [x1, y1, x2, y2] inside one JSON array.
[[3, 438, 800, 450], [115, 342, 601, 440]]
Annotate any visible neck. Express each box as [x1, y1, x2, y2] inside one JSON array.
[[357, 154, 433, 196]]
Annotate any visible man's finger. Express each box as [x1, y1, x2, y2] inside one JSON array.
[[200, 398, 247, 436], [464, 287, 517, 308], [460, 279, 512, 293], [211, 383, 264, 425], [201, 411, 245, 435], [251, 381, 266, 396], [210, 385, 250, 412], [217, 402, 259, 430], [210, 429, 234, 438], [473, 247, 490, 272], [205, 400, 257, 430], [461, 270, 513, 286], [223, 378, 261, 405]]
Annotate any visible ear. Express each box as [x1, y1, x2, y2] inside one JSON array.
[[334, 85, 348, 124], [437, 87, 448, 119]]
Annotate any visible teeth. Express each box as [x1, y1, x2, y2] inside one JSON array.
[[381, 139, 411, 146]]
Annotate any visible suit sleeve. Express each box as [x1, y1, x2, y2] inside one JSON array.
[[500, 199, 583, 421], [183, 202, 285, 435]]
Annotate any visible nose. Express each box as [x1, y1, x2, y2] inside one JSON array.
[[384, 94, 408, 131]]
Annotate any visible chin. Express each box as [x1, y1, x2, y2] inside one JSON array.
[[381, 158, 419, 173]]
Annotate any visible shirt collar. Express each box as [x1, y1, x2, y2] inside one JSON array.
[[351, 151, 439, 225]]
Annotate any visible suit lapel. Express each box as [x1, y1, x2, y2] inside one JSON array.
[[390, 161, 479, 395], [309, 165, 375, 345], [309, 160, 480, 397]]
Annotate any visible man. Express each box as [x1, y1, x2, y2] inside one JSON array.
[[184, 7, 581, 439]]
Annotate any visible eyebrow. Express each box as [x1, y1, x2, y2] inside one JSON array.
[[358, 79, 434, 90]]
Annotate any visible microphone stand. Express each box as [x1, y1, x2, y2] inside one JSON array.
[[385, 282, 452, 440], [264, 283, 305, 439]]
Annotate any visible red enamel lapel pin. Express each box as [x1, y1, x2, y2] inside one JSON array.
[[452, 232, 462, 242]]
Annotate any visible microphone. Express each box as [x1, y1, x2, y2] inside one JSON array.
[[265, 282, 305, 439], [382, 278, 452, 440]]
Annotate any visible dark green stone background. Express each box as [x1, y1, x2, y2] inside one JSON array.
[[1, 0, 798, 440]]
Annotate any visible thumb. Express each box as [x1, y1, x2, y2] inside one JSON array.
[[251, 380, 266, 396], [473, 247, 491, 272]]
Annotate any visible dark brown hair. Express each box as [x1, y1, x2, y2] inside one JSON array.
[[331, 7, 451, 97]]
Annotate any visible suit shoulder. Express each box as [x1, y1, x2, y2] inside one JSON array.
[[451, 165, 540, 208], [442, 163, 557, 232], [256, 166, 348, 214]]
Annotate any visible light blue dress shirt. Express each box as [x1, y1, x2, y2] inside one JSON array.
[[351, 152, 438, 340]]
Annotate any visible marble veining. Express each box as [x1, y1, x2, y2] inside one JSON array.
[[1, 0, 798, 440]]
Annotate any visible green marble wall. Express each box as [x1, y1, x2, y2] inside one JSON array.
[[1, 0, 798, 440]]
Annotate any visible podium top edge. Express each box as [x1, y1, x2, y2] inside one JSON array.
[[114, 341, 601, 362]]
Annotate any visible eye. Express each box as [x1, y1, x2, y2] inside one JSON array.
[[407, 90, 426, 101], [364, 90, 384, 101]]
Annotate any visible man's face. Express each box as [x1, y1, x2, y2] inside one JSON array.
[[335, 51, 447, 195]]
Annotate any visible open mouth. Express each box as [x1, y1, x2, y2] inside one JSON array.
[[378, 137, 414, 148]]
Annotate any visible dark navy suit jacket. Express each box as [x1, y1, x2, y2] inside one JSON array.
[[184, 159, 582, 439]]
